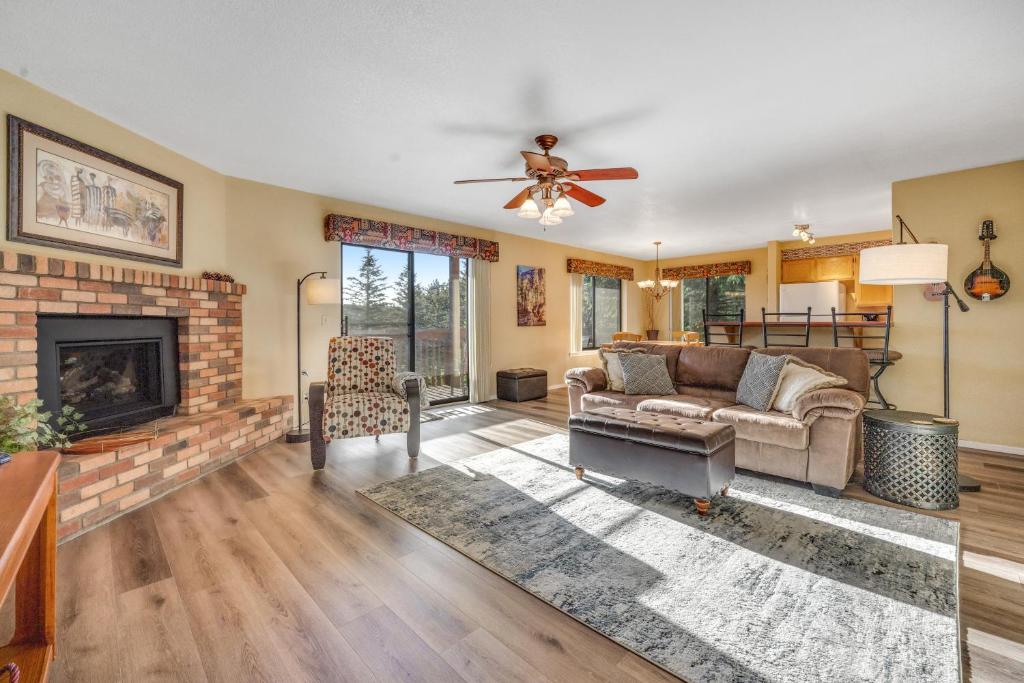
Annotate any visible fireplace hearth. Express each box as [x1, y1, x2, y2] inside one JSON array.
[[37, 315, 179, 434]]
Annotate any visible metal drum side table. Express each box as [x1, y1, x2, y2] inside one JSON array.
[[863, 410, 959, 510]]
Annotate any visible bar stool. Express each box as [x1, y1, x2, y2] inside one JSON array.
[[761, 307, 812, 347], [831, 306, 900, 409], [702, 309, 746, 347]]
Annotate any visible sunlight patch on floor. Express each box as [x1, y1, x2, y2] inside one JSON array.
[[962, 550, 1024, 585], [729, 488, 956, 561], [967, 627, 1024, 664]]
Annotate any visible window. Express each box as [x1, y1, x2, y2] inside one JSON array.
[[681, 274, 746, 333], [581, 275, 622, 349]]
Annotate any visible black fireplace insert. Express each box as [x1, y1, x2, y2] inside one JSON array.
[[37, 315, 179, 434]]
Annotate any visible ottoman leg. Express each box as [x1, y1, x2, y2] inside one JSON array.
[[695, 498, 711, 516], [574, 466, 585, 480]]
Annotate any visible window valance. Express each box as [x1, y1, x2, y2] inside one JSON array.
[[662, 260, 751, 280], [566, 258, 634, 281], [324, 214, 500, 262]]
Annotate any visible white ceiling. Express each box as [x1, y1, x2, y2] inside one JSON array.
[[2, 1, 1022, 259]]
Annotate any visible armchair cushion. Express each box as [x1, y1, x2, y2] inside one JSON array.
[[324, 392, 410, 443], [792, 388, 865, 421], [327, 336, 397, 396], [393, 371, 430, 408], [565, 367, 608, 393]]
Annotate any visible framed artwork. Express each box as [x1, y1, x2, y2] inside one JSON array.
[[7, 115, 183, 267], [516, 265, 546, 326]]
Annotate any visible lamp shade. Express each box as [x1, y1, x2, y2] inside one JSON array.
[[859, 244, 948, 285], [305, 277, 341, 304]]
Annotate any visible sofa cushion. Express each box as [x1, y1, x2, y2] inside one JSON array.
[[612, 341, 682, 378], [712, 404, 810, 450], [620, 353, 677, 396], [637, 394, 735, 420], [675, 345, 752, 391], [736, 353, 788, 411], [757, 347, 869, 399], [599, 347, 645, 392], [581, 391, 659, 412]]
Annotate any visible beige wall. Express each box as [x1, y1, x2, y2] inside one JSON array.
[[0, 70, 229, 274], [0, 69, 646, 414], [225, 178, 645, 405], [889, 161, 1023, 449]]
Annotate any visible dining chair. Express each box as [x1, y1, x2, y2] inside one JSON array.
[[612, 331, 643, 342], [761, 306, 813, 347], [830, 306, 900, 409], [702, 309, 746, 347]]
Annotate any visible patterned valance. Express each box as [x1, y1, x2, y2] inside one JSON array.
[[662, 260, 752, 280], [566, 258, 634, 281], [324, 214, 499, 262], [781, 239, 891, 261]]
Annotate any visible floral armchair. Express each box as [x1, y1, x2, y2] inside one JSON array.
[[308, 336, 426, 469]]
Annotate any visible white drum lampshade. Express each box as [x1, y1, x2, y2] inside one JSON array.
[[859, 243, 948, 285], [305, 277, 341, 304]]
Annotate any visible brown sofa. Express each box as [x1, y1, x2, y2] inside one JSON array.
[[565, 343, 869, 495]]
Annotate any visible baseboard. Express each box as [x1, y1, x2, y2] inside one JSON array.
[[548, 383, 567, 391], [959, 439, 1024, 456]]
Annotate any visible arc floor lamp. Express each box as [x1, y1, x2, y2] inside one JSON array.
[[859, 215, 978, 492], [286, 272, 341, 443]]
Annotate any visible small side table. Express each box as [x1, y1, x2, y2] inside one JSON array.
[[863, 410, 959, 510]]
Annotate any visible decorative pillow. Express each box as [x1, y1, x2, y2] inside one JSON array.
[[598, 348, 644, 392], [773, 357, 848, 414], [736, 353, 788, 411], [620, 353, 677, 396]]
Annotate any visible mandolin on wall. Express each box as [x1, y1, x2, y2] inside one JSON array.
[[964, 220, 1010, 301]]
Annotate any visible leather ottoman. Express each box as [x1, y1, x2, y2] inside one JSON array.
[[496, 368, 548, 402], [568, 407, 736, 515]]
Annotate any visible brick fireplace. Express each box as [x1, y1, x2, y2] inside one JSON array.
[[0, 250, 292, 541]]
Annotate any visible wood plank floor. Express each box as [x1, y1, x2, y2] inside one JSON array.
[[12, 389, 1022, 682]]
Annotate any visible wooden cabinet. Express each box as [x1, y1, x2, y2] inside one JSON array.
[[781, 252, 893, 306], [0, 451, 58, 683], [781, 259, 817, 283], [854, 280, 893, 306], [816, 256, 855, 281]]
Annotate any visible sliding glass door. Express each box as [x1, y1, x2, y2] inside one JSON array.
[[342, 245, 469, 405]]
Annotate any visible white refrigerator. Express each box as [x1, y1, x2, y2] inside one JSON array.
[[778, 282, 846, 320]]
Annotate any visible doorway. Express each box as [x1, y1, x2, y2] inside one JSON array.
[[341, 245, 469, 405]]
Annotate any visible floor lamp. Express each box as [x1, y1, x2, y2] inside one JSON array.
[[286, 272, 341, 443], [859, 215, 979, 491]]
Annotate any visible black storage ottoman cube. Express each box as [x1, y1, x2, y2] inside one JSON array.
[[496, 368, 548, 402]]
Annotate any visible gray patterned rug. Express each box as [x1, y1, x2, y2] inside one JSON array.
[[359, 433, 960, 683]]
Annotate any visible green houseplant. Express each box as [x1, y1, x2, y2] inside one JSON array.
[[0, 397, 87, 453]]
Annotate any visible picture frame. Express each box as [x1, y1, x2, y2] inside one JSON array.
[[7, 115, 183, 267], [516, 265, 546, 326]]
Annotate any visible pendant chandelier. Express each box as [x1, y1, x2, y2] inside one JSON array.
[[637, 241, 678, 301]]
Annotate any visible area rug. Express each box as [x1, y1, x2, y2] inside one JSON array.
[[359, 433, 960, 683]]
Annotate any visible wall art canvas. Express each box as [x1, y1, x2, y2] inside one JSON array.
[[516, 265, 546, 326], [7, 115, 183, 267]]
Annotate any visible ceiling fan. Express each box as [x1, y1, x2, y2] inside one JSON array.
[[454, 134, 639, 227]]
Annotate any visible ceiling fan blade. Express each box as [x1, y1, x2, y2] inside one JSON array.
[[521, 151, 552, 172], [503, 187, 533, 210], [567, 167, 639, 181], [454, 177, 530, 184], [562, 182, 606, 207]]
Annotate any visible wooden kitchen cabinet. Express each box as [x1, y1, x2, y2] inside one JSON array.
[[854, 280, 893, 306], [815, 256, 855, 281], [781, 259, 817, 283]]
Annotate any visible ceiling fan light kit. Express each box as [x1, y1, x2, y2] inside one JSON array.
[[455, 134, 638, 228]]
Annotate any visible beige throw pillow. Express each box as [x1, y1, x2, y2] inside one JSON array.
[[772, 357, 848, 414], [599, 348, 644, 392]]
